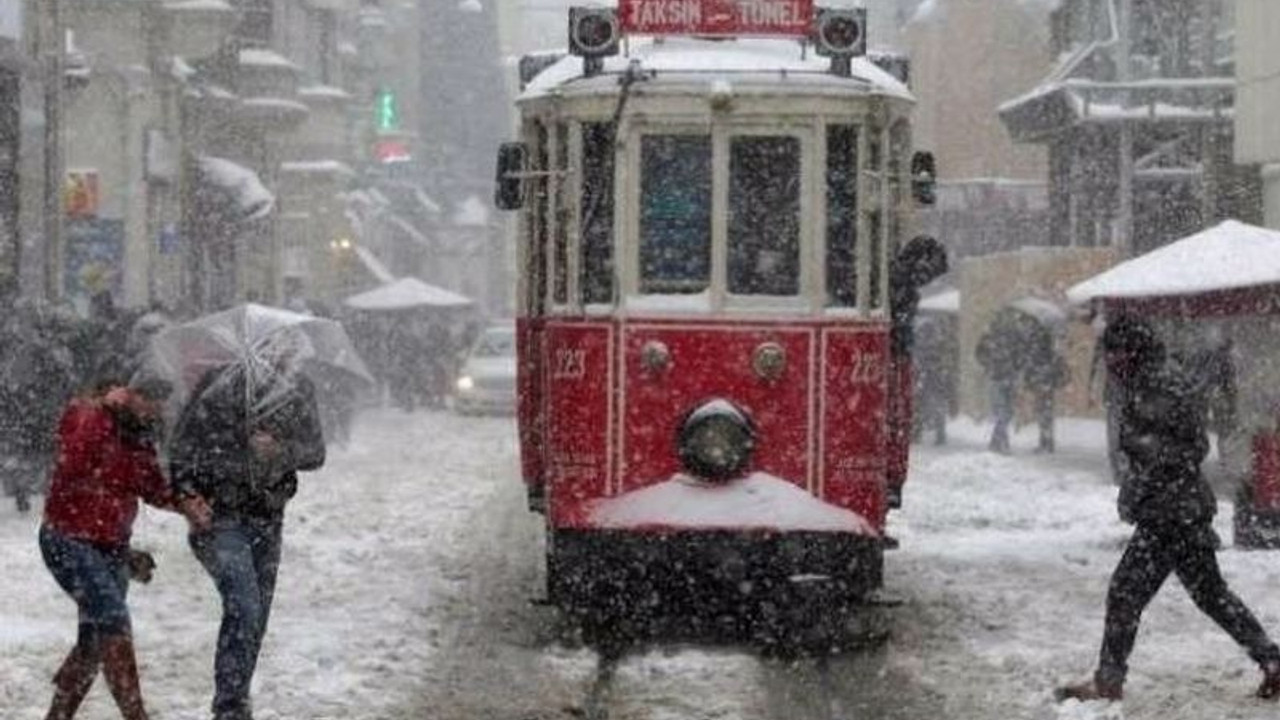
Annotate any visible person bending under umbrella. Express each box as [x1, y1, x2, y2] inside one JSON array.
[[169, 328, 326, 720]]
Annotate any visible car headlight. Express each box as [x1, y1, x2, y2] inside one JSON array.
[[456, 375, 475, 392], [677, 399, 756, 481]]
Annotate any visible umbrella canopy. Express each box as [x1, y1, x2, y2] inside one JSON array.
[[1067, 220, 1280, 304], [1006, 296, 1067, 327], [919, 288, 960, 314], [344, 277, 472, 311], [145, 304, 373, 423]]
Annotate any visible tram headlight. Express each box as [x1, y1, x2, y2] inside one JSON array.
[[456, 375, 475, 392], [677, 399, 756, 482]]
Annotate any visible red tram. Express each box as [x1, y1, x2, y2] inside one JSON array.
[[495, 2, 942, 622]]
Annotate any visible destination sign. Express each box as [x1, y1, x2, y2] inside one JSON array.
[[619, 0, 814, 37]]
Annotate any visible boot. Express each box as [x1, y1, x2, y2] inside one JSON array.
[[45, 643, 101, 720], [1054, 678, 1123, 702], [1258, 661, 1280, 700], [100, 634, 149, 720]]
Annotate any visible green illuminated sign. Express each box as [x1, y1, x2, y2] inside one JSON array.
[[375, 88, 399, 131]]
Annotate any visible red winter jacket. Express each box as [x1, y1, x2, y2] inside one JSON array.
[[43, 397, 176, 548]]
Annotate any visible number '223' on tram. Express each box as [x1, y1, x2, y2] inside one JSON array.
[[494, 2, 945, 621]]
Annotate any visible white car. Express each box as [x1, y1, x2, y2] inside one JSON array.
[[454, 324, 517, 415]]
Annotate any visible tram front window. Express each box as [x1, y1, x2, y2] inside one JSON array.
[[639, 134, 712, 294], [728, 136, 801, 296]]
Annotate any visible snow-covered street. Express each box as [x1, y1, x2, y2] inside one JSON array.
[[3, 409, 1279, 720]]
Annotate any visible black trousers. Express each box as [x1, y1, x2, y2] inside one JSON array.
[[1097, 522, 1280, 686]]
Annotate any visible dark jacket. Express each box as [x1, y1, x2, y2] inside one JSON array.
[[976, 323, 1024, 383], [1116, 361, 1214, 527], [170, 364, 325, 519]]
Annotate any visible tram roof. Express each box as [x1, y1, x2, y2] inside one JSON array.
[[519, 37, 913, 103]]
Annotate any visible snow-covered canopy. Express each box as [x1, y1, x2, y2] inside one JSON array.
[[919, 288, 960, 314], [1067, 221, 1280, 304], [1007, 296, 1066, 325], [197, 156, 274, 220], [353, 246, 395, 284], [344, 277, 472, 311]]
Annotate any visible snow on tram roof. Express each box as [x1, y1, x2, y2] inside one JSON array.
[[519, 37, 913, 101]]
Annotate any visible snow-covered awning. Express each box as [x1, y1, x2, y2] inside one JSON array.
[[344, 277, 472, 311], [919, 288, 960, 314], [1067, 221, 1280, 304], [353, 246, 395, 285], [196, 156, 274, 220]]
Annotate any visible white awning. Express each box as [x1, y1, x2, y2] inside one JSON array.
[[919, 288, 960, 314], [1067, 221, 1280, 303], [353, 245, 395, 284], [197, 156, 274, 220], [344, 277, 473, 311]]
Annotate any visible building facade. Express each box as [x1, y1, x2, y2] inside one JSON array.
[[904, 0, 1056, 258], [1234, 0, 1280, 230], [1001, 0, 1255, 257]]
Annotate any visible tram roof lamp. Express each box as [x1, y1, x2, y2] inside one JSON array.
[[812, 7, 867, 76], [568, 7, 620, 76]]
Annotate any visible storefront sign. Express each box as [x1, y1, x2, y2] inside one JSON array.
[[64, 218, 123, 303], [619, 0, 813, 37], [65, 169, 100, 218]]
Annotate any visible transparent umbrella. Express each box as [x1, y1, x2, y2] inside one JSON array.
[[1006, 296, 1068, 333], [143, 303, 374, 429]]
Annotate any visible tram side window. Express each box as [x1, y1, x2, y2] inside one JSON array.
[[868, 126, 884, 310], [639, 135, 712, 294], [553, 124, 570, 305], [529, 122, 550, 314], [869, 209, 883, 310], [728, 136, 801, 296], [826, 125, 858, 307], [581, 122, 615, 304]]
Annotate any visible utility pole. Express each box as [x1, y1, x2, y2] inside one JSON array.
[[1115, 0, 1134, 258], [42, 0, 64, 301]]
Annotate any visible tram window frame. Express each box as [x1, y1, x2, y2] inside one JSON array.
[[726, 134, 803, 298], [637, 132, 714, 296], [864, 122, 887, 312], [526, 120, 550, 316], [888, 118, 911, 263], [825, 124, 859, 309], [580, 121, 616, 305], [551, 123, 571, 306]]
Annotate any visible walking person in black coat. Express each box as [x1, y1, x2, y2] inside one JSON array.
[[169, 328, 326, 720], [1056, 315, 1280, 703]]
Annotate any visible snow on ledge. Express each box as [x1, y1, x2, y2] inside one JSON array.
[[588, 472, 880, 535], [239, 49, 301, 71]]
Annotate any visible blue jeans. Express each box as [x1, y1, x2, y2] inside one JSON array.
[[191, 516, 283, 719], [39, 525, 131, 637]]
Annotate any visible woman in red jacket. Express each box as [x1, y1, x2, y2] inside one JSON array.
[[39, 377, 210, 720]]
